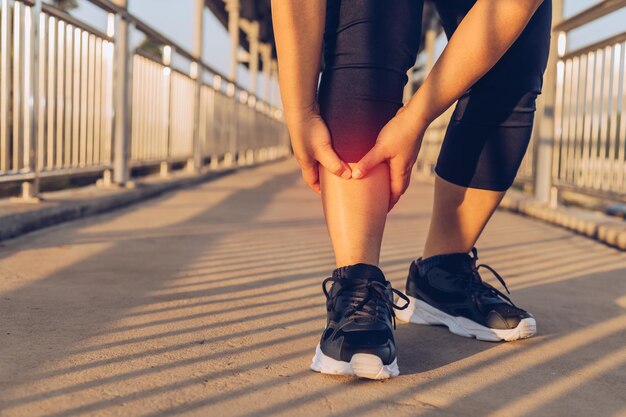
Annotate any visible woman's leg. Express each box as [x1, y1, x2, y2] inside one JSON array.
[[398, 2, 551, 342], [310, 1, 424, 379], [318, 0, 423, 267], [423, 0, 553, 257]]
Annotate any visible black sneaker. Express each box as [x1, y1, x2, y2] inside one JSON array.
[[310, 263, 409, 379], [395, 247, 536, 342]]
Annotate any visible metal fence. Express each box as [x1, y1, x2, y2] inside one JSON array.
[[416, 0, 626, 204], [0, 0, 289, 200], [550, 3, 626, 200]]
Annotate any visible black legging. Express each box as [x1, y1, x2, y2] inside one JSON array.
[[317, 0, 552, 191]]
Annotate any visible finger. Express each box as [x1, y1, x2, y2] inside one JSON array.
[[311, 183, 321, 194], [352, 144, 386, 179], [389, 174, 410, 211], [313, 143, 352, 179], [388, 161, 411, 211], [301, 161, 321, 194]]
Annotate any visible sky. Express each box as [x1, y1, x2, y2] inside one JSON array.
[[62, 0, 626, 107]]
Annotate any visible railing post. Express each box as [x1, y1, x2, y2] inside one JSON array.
[[221, 82, 233, 166], [270, 59, 279, 108], [533, 0, 564, 205], [403, 66, 414, 104], [190, 0, 204, 173], [161, 45, 172, 178], [0, 0, 10, 176], [20, 0, 42, 202], [206, 76, 217, 169], [260, 43, 272, 102], [111, 0, 131, 186]]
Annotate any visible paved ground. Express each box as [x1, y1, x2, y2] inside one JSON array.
[[1, 157, 625, 417]]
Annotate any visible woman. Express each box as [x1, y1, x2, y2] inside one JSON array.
[[271, 0, 551, 379]]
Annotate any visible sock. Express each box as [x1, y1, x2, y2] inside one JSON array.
[[333, 263, 386, 283], [416, 251, 472, 276]]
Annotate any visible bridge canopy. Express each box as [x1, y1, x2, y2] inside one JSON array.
[[207, 0, 277, 63]]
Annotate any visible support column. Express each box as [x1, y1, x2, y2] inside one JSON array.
[[190, 0, 204, 172], [111, 0, 131, 186], [224, 0, 240, 82], [534, 0, 564, 205], [260, 43, 272, 102], [248, 20, 259, 95]]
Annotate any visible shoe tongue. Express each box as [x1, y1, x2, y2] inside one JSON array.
[[332, 263, 386, 283]]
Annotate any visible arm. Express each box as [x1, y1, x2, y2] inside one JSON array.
[[352, 0, 545, 210], [405, 0, 546, 125], [271, 0, 351, 194]]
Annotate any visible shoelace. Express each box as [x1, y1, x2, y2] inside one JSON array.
[[322, 277, 410, 329], [467, 247, 517, 307]]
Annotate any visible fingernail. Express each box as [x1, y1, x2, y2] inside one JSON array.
[[352, 168, 362, 179], [341, 169, 351, 179]]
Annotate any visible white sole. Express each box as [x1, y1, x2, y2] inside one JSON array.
[[310, 343, 399, 379], [395, 294, 537, 342]]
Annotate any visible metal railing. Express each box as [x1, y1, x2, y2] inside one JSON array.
[[550, 1, 626, 200], [0, 0, 289, 199], [416, 0, 626, 204]]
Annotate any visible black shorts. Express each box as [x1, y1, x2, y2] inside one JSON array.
[[317, 0, 552, 191]]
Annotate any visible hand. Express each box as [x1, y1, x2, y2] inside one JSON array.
[[352, 105, 428, 211], [286, 104, 352, 194]]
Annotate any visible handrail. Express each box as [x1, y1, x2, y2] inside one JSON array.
[[560, 30, 626, 60], [41, 2, 111, 40], [83, 0, 120, 14], [554, 0, 626, 32]]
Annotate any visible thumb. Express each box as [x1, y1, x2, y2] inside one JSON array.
[[314, 143, 352, 179], [352, 144, 386, 179]]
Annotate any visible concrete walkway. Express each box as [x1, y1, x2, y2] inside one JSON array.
[[1, 157, 625, 417]]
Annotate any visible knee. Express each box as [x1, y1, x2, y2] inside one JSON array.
[[318, 70, 402, 163]]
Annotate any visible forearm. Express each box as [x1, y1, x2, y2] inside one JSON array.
[[270, 0, 326, 123], [406, 0, 545, 125]]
